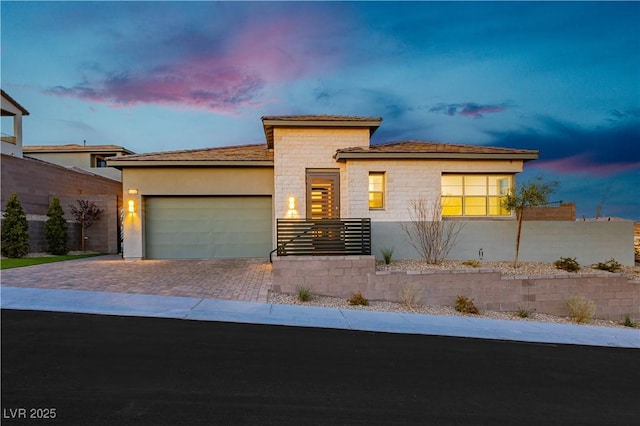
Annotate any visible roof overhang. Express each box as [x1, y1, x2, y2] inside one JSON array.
[[334, 151, 540, 162], [107, 160, 274, 169], [261, 116, 382, 148], [1, 89, 30, 116]]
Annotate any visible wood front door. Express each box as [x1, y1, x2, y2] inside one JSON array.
[[306, 172, 340, 219]]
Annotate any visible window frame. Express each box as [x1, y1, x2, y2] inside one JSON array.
[[441, 174, 513, 218], [368, 172, 386, 210]]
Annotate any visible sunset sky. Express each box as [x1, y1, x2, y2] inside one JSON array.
[[2, 1, 638, 219]]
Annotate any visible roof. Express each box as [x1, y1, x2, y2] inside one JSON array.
[[24, 144, 135, 155], [1, 89, 30, 116], [108, 144, 273, 168], [261, 115, 382, 148], [334, 140, 539, 162]]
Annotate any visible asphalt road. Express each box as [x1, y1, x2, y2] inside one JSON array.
[[2, 309, 638, 425]]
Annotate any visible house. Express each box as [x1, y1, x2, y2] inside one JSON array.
[[111, 115, 556, 261], [24, 144, 135, 182], [1, 89, 30, 158], [1, 90, 122, 254]]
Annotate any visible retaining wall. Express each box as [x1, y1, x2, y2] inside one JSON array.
[[272, 256, 640, 321]]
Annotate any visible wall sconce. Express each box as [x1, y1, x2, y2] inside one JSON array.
[[285, 196, 299, 219], [127, 188, 139, 195], [128, 199, 135, 213], [288, 196, 296, 210]]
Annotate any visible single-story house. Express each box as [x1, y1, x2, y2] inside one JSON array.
[[110, 115, 564, 261]]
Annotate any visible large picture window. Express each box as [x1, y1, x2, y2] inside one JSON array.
[[441, 174, 512, 217]]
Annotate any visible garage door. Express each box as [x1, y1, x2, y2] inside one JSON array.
[[145, 196, 272, 259]]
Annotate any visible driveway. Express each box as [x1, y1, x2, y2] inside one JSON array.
[[0, 255, 272, 302]]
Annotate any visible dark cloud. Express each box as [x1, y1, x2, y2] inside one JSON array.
[[430, 102, 508, 118], [487, 116, 640, 176]]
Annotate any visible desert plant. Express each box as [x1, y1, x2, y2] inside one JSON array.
[[348, 291, 369, 306], [462, 259, 481, 268], [516, 307, 532, 318], [554, 257, 580, 273], [566, 295, 596, 324], [380, 247, 395, 265], [591, 258, 622, 273], [454, 295, 479, 315], [620, 314, 637, 328], [399, 283, 423, 308], [45, 197, 69, 255], [401, 197, 464, 264], [1, 193, 30, 258], [297, 286, 311, 302], [69, 200, 103, 252], [502, 177, 559, 268]]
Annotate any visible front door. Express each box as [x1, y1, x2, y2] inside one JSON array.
[[306, 171, 340, 219]]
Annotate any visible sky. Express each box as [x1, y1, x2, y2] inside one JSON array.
[[1, 1, 639, 219]]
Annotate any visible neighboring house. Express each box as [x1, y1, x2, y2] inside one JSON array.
[[111, 115, 541, 260], [1, 90, 122, 254], [1, 89, 30, 158], [24, 144, 135, 182]]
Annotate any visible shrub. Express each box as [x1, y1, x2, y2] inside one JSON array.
[[1, 193, 30, 258], [45, 197, 69, 255], [516, 307, 532, 318], [380, 247, 394, 265], [621, 314, 637, 328], [462, 259, 481, 268], [553, 257, 580, 272], [296, 286, 311, 302], [566, 295, 596, 324], [591, 258, 622, 273], [454, 295, 479, 315], [399, 283, 423, 308], [348, 291, 369, 306]]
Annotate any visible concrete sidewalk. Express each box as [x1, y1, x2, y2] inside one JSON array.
[[2, 286, 638, 348]]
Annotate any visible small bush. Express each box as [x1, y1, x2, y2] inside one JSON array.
[[348, 291, 369, 306], [462, 259, 481, 268], [554, 257, 580, 272], [297, 286, 311, 302], [399, 283, 423, 308], [380, 247, 394, 265], [566, 295, 596, 324], [454, 295, 479, 315], [621, 314, 637, 328], [45, 197, 69, 255], [516, 307, 532, 318], [591, 258, 622, 273]]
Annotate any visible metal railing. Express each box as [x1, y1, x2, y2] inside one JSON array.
[[272, 218, 371, 258]]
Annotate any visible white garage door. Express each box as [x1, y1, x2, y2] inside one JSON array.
[[145, 196, 272, 259]]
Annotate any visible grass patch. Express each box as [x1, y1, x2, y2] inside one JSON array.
[[1, 254, 103, 270]]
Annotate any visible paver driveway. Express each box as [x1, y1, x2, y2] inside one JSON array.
[[1, 255, 273, 302]]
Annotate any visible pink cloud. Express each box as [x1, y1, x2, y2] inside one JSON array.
[[533, 154, 640, 177], [47, 9, 341, 113], [430, 102, 507, 118]]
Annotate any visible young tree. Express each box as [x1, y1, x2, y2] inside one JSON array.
[[69, 200, 103, 252], [45, 197, 68, 255], [401, 197, 464, 264], [1, 193, 30, 258], [502, 177, 559, 268]]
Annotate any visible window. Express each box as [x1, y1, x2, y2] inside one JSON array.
[[92, 154, 116, 168], [369, 172, 385, 209], [441, 174, 512, 217]]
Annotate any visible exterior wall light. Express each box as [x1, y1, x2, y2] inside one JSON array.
[[288, 196, 296, 210], [128, 199, 135, 213], [128, 188, 139, 195]]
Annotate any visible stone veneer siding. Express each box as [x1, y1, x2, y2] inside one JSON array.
[[272, 256, 640, 321]]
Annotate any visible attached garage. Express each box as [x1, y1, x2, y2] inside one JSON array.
[[144, 196, 272, 259]]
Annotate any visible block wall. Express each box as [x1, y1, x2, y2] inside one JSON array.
[[272, 256, 640, 321]]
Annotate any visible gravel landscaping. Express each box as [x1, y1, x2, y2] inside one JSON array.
[[268, 260, 640, 329]]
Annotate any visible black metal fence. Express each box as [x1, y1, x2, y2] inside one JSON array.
[[274, 218, 371, 257]]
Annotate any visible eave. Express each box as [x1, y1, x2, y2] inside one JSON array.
[[334, 152, 540, 162]]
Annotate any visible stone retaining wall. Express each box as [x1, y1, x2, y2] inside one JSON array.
[[272, 256, 640, 321]]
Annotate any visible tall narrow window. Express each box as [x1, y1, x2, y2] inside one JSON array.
[[369, 172, 385, 209]]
